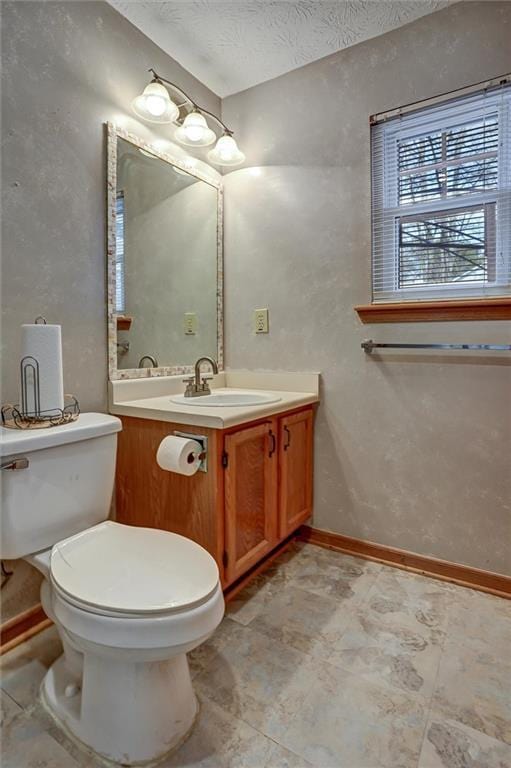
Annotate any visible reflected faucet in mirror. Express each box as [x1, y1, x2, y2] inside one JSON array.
[[138, 355, 159, 368], [183, 356, 218, 397]]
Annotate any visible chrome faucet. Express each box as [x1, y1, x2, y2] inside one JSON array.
[[138, 355, 158, 368], [183, 356, 218, 397]]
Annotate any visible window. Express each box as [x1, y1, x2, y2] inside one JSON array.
[[115, 192, 125, 313], [371, 85, 511, 303]]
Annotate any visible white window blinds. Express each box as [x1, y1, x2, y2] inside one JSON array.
[[371, 84, 511, 302], [115, 192, 125, 313]]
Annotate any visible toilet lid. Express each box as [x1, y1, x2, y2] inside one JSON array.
[[50, 521, 219, 615]]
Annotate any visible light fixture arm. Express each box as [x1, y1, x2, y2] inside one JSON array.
[[148, 68, 233, 135]]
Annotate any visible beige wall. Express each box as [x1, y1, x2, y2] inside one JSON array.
[[222, 1, 511, 575], [1, 0, 220, 410], [0, 1, 220, 621]]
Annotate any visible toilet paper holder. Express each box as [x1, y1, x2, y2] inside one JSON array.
[[174, 431, 208, 473]]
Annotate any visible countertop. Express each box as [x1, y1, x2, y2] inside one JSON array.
[[109, 371, 320, 429]]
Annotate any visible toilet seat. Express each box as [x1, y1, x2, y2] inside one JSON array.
[[50, 521, 219, 617]]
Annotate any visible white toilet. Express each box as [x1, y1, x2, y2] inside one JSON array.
[[0, 413, 224, 766]]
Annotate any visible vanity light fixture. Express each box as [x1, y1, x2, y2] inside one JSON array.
[[132, 69, 245, 166]]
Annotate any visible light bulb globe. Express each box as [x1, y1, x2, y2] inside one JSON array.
[[132, 82, 179, 124], [207, 134, 245, 167], [174, 112, 216, 147]]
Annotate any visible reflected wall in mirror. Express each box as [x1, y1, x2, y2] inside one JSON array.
[[107, 124, 223, 379]]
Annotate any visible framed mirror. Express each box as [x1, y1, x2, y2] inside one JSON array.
[[106, 123, 223, 380]]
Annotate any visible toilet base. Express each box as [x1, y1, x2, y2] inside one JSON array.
[[41, 649, 198, 766]]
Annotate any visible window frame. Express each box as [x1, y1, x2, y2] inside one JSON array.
[[371, 87, 511, 304]]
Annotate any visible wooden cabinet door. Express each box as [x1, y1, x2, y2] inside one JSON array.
[[224, 421, 278, 583], [279, 409, 313, 538]]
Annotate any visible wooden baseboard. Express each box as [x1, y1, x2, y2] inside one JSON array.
[[4, 526, 506, 656], [299, 526, 511, 599], [0, 605, 51, 655]]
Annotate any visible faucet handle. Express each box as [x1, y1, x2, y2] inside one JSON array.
[[199, 376, 213, 394], [182, 376, 195, 397]]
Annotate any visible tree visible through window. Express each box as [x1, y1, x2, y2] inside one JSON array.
[[371, 85, 510, 302]]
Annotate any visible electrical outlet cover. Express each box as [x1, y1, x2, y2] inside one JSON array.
[[254, 308, 269, 333], [184, 312, 198, 335]]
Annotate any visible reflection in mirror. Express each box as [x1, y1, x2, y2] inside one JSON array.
[[115, 137, 219, 370]]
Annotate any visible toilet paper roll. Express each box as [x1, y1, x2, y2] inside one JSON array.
[[20, 323, 64, 416], [156, 436, 202, 476]]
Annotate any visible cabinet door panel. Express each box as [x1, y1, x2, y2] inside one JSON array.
[[279, 409, 313, 538], [224, 421, 278, 583]]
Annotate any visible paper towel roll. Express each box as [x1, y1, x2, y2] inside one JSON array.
[[156, 436, 202, 476], [20, 323, 64, 416]]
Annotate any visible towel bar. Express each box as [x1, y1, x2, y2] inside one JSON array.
[[362, 339, 511, 353]]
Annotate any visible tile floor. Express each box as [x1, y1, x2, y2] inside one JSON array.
[[1, 542, 510, 768]]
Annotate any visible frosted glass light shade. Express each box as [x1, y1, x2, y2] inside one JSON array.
[[174, 112, 216, 147], [207, 134, 245, 166], [132, 82, 179, 124]]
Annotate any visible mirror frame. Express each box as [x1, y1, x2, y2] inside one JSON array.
[[106, 122, 223, 380]]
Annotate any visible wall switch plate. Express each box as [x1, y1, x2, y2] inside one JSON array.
[[254, 308, 269, 334], [184, 313, 197, 335]]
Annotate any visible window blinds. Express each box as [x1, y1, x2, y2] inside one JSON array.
[[371, 83, 511, 302], [115, 192, 125, 313]]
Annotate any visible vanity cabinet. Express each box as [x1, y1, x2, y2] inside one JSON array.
[[223, 421, 278, 583], [115, 405, 314, 588]]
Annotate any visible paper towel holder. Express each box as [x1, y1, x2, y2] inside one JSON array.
[[1, 353, 80, 430], [174, 431, 208, 473]]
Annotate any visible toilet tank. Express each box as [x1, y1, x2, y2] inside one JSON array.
[[1, 413, 122, 560]]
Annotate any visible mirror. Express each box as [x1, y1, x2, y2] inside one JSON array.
[[107, 125, 223, 379]]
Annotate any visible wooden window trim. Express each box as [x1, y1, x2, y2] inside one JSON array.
[[116, 315, 132, 331], [354, 297, 511, 323]]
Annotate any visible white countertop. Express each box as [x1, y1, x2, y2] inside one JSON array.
[[109, 371, 319, 429]]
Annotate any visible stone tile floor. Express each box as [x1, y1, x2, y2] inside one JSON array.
[[1, 542, 510, 768]]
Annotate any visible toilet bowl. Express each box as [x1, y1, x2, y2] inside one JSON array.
[[1, 414, 225, 765]]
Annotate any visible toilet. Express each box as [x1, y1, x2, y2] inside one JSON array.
[[0, 413, 224, 765]]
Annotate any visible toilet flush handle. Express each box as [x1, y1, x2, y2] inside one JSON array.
[[1, 456, 29, 471]]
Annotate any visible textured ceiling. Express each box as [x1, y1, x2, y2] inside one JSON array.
[[109, 1, 451, 97]]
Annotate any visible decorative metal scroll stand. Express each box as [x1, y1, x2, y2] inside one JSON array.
[[1, 354, 79, 430], [362, 340, 511, 354]]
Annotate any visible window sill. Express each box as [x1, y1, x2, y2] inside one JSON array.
[[354, 297, 511, 323], [116, 315, 133, 331]]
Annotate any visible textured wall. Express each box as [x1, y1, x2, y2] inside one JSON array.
[[117, 139, 218, 369], [0, 0, 220, 622], [1, 0, 220, 411], [222, 1, 511, 574]]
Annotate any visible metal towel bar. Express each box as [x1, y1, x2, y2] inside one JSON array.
[[362, 339, 511, 354]]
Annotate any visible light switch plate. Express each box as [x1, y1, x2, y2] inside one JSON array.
[[184, 313, 197, 335], [254, 308, 269, 334]]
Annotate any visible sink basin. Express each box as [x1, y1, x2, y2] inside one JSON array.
[[170, 390, 282, 408]]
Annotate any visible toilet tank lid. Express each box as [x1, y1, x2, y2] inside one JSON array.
[[0, 413, 122, 456]]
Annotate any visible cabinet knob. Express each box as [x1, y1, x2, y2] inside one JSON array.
[[283, 426, 291, 451]]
